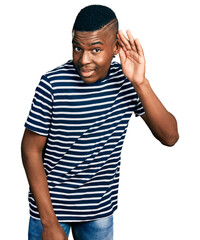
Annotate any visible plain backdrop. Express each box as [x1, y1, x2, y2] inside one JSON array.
[[1, 0, 199, 239]]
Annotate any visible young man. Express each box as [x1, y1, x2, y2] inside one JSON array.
[[21, 4, 179, 240]]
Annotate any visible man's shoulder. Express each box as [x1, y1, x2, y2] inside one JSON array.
[[43, 60, 78, 79], [110, 61, 122, 69], [109, 61, 124, 78]]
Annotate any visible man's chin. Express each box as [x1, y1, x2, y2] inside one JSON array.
[[81, 77, 99, 84]]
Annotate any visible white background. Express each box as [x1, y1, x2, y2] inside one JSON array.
[[1, 0, 199, 239]]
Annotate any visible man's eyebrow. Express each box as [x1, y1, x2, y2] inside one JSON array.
[[72, 40, 80, 45], [90, 41, 103, 46], [72, 40, 103, 46]]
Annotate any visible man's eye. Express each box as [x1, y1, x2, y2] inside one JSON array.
[[93, 49, 101, 53], [74, 47, 81, 52]]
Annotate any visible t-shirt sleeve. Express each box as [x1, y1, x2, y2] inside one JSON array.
[[24, 75, 53, 136], [133, 92, 145, 117]]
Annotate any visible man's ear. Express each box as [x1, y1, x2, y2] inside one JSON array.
[[113, 39, 120, 56]]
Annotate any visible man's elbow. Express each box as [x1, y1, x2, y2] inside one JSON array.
[[161, 132, 179, 147]]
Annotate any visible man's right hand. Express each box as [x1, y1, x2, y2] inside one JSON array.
[[42, 222, 68, 240]]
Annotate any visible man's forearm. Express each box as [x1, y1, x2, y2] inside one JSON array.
[[21, 149, 58, 226], [21, 129, 69, 239], [133, 78, 179, 146]]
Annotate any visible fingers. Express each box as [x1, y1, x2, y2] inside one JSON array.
[[118, 46, 126, 64], [117, 30, 136, 52], [117, 30, 144, 57], [126, 30, 137, 52], [134, 38, 144, 57], [117, 30, 132, 51]]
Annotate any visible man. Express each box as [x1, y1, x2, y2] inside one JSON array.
[[21, 4, 179, 240]]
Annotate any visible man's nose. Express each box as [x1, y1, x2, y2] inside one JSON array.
[[80, 51, 91, 65]]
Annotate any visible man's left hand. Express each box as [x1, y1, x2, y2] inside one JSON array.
[[117, 30, 146, 86]]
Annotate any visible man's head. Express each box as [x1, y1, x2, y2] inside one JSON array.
[[72, 5, 119, 84]]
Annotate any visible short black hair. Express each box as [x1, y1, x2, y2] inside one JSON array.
[[73, 5, 118, 32]]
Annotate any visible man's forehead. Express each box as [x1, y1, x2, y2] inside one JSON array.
[[72, 30, 107, 43], [72, 29, 115, 44]]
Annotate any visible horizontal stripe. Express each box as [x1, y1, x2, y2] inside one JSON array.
[[25, 60, 145, 222]]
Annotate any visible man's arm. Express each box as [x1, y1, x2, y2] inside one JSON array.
[[21, 129, 68, 240], [135, 79, 179, 146], [117, 30, 179, 146]]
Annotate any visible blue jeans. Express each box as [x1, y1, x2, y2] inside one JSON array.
[[28, 214, 113, 240]]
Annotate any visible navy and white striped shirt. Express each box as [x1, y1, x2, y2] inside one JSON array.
[[25, 60, 145, 222]]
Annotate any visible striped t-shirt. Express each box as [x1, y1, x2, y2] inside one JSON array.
[[25, 60, 145, 222]]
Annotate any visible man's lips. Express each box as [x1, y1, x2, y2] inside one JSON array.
[[79, 68, 95, 78]]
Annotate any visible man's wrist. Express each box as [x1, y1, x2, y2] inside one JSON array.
[[40, 212, 59, 227], [132, 77, 149, 94]]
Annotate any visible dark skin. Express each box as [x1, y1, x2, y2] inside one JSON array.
[[21, 129, 68, 240], [21, 24, 179, 240], [117, 30, 179, 146], [72, 25, 119, 83]]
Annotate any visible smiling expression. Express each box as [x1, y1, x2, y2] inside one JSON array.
[[72, 27, 119, 84]]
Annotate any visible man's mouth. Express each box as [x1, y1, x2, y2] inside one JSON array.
[[79, 68, 95, 78]]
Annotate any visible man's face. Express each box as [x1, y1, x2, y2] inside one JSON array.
[[72, 28, 118, 84]]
